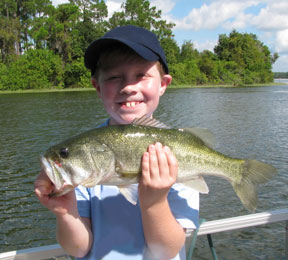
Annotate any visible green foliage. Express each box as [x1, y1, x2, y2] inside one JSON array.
[[179, 41, 199, 62], [170, 60, 204, 85], [64, 57, 91, 88], [108, 0, 175, 40], [0, 0, 278, 90], [160, 38, 180, 66], [0, 16, 21, 62], [274, 72, 288, 78], [71, 0, 108, 53], [214, 30, 276, 84], [217, 61, 243, 85], [198, 50, 221, 84], [0, 49, 64, 90]]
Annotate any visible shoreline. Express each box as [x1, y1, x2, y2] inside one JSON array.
[[0, 82, 287, 94], [169, 82, 287, 89]]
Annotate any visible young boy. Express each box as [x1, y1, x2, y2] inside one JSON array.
[[34, 25, 199, 260]]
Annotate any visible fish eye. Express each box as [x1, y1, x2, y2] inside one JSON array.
[[59, 147, 69, 158]]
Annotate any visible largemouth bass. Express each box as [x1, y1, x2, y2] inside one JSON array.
[[40, 117, 277, 212]]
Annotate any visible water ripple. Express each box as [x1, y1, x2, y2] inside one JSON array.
[[0, 87, 287, 258]]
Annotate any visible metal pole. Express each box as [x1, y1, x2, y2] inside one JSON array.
[[285, 220, 288, 260]]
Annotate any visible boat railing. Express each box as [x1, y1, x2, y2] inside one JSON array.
[[0, 208, 287, 260]]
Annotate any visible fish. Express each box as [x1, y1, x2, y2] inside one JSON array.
[[40, 116, 277, 212]]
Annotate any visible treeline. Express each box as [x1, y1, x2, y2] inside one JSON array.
[[0, 0, 279, 90], [274, 72, 288, 78]]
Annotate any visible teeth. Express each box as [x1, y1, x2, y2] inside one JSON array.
[[125, 102, 137, 107]]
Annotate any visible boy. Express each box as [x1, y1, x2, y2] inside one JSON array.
[[34, 25, 199, 260]]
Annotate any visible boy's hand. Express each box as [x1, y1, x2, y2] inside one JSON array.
[[138, 142, 178, 208], [34, 170, 78, 217], [35, 170, 92, 257]]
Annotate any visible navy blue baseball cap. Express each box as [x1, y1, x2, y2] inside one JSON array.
[[84, 25, 169, 74]]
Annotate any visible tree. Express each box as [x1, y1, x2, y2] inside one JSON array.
[[108, 0, 175, 41], [0, 0, 20, 61], [18, 0, 52, 52], [1, 1, 278, 90], [170, 60, 203, 85], [30, 3, 80, 63], [214, 30, 276, 84], [70, 0, 108, 53], [198, 50, 220, 83], [0, 16, 20, 62], [0, 0, 52, 59], [0, 49, 64, 90], [179, 40, 199, 62], [160, 37, 180, 66]]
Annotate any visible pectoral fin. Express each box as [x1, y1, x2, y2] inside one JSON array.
[[115, 160, 140, 179], [118, 184, 139, 205], [182, 176, 209, 194]]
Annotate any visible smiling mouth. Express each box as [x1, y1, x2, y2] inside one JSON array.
[[120, 101, 142, 108]]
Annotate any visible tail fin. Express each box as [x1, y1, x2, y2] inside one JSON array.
[[232, 160, 277, 212]]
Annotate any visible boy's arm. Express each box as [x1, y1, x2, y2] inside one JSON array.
[[34, 171, 93, 258], [138, 143, 186, 259], [56, 214, 92, 257]]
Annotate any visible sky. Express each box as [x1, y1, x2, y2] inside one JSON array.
[[52, 0, 288, 72]]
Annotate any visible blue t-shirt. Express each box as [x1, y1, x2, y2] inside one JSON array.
[[75, 121, 199, 260]]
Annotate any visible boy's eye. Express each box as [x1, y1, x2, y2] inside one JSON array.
[[106, 76, 121, 81], [136, 73, 147, 79]]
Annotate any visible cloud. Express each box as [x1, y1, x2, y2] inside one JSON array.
[[106, 0, 124, 17], [223, 12, 252, 30], [251, 1, 288, 31], [275, 29, 288, 53], [273, 54, 288, 72], [51, 0, 288, 65], [174, 0, 258, 30], [150, 0, 176, 15], [248, 1, 288, 56], [170, 0, 288, 59], [106, 0, 175, 19], [51, 0, 69, 6], [194, 40, 218, 52], [171, 0, 288, 34]]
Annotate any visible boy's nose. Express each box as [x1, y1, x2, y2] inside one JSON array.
[[120, 83, 139, 95]]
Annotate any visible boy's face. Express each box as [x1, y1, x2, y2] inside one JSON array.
[[92, 56, 172, 125]]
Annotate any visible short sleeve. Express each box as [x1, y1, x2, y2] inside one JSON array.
[[75, 185, 92, 218], [168, 183, 199, 229]]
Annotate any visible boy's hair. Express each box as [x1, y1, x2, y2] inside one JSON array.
[[92, 42, 166, 81]]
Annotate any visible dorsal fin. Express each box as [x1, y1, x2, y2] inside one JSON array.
[[132, 115, 169, 129], [180, 127, 216, 148]]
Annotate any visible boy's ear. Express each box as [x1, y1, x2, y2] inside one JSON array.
[[92, 78, 101, 97], [159, 74, 172, 96]]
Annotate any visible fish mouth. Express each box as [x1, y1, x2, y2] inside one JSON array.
[[40, 156, 74, 196]]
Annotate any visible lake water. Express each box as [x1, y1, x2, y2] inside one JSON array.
[[0, 85, 287, 259]]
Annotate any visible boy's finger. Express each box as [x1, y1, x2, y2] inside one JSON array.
[[155, 142, 169, 178], [34, 180, 53, 196], [148, 144, 159, 179], [164, 146, 178, 180], [34, 170, 54, 196], [141, 152, 151, 184]]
